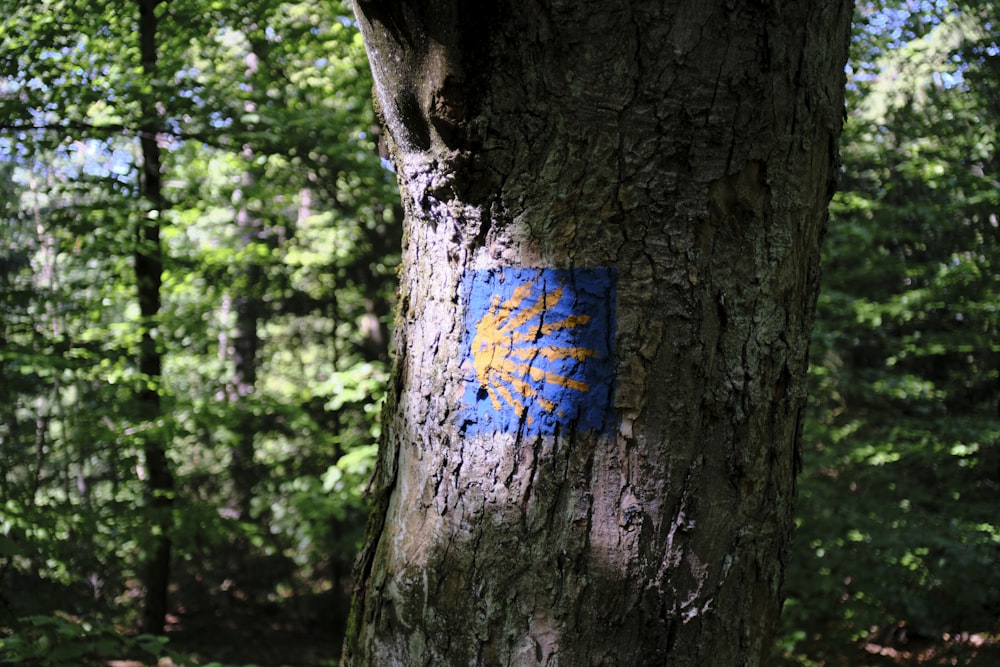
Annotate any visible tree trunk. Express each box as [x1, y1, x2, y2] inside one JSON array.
[[137, 0, 174, 635], [226, 33, 269, 522], [227, 149, 265, 522], [343, 1, 851, 665]]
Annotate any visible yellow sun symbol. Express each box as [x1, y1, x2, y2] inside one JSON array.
[[471, 281, 598, 423]]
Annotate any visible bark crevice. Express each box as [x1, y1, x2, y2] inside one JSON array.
[[343, 1, 851, 664]]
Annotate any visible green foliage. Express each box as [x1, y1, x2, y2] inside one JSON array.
[[1, 0, 397, 662], [778, 1, 1000, 663], [8, 0, 996, 663], [0, 613, 167, 666]]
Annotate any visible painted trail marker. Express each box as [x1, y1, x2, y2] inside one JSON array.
[[460, 267, 615, 436]]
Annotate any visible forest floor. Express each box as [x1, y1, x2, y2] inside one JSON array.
[[788, 630, 1000, 667], [6, 574, 998, 667], [143, 586, 348, 667], [140, 611, 1000, 667], [0, 572, 347, 667]]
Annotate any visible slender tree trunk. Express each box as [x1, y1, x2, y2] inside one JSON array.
[[228, 148, 264, 522], [343, 1, 852, 665], [226, 32, 274, 522], [137, 0, 174, 635]]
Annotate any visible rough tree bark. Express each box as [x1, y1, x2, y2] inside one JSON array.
[[342, 1, 852, 665]]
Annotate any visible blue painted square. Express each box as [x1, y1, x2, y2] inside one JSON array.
[[460, 267, 616, 436]]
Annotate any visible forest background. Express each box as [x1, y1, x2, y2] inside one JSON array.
[[0, 0, 997, 665]]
